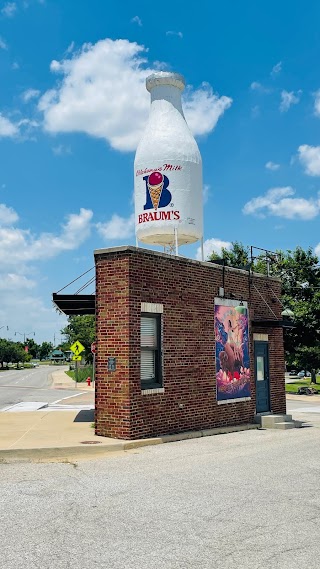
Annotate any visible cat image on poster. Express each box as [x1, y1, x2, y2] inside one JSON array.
[[214, 304, 251, 401]]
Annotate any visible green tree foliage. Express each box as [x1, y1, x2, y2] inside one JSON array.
[[25, 338, 40, 359], [0, 339, 28, 368], [61, 315, 95, 362], [210, 241, 251, 270], [209, 242, 320, 372], [57, 341, 71, 353], [39, 341, 53, 361]]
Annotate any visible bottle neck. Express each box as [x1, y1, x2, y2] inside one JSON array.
[[150, 85, 184, 117]]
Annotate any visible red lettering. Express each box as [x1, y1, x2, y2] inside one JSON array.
[[163, 163, 182, 172], [136, 166, 163, 177], [138, 210, 181, 223]]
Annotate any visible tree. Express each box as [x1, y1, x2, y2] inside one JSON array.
[[39, 341, 53, 361], [0, 339, 11, 368], [209, 243, 320, 373], [210, 241, 251, 270], [61, 315, 95, 363], [295, 347, 320, 384], [10, 343, 28, 368], [0, 339, 28, 368], [25, 338, 40, 359], [57, 340, 71, 353]]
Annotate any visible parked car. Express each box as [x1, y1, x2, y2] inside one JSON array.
[[288, 370, 297, 376], [297, 371, 311, 378]]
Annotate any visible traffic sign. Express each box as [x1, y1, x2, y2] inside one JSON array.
[[91, 342, 96, 354], [70, 340, 85, 355], [72, 355, 82, 361]]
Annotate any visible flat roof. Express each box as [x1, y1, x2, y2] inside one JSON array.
[[94, 245, 281, 281]]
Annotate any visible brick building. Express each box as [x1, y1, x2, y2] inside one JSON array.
[[94, 246, 286, 440]]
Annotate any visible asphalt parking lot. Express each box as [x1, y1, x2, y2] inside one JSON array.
[[1, 416, 320, 569]]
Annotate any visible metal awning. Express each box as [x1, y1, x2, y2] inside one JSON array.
[[52, 293, 95, 316], [251, 319, 295, 329]]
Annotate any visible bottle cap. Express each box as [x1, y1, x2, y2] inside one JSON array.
[[146, 72, 185, 92]]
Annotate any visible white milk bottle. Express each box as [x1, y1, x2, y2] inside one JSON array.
[[134, 72, 203, 249]]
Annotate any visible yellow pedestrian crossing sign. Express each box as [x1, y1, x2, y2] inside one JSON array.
[[72, 355, 82, 361], [70, 340, 85, 355]]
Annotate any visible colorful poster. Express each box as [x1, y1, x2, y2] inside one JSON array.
[[214, 300, 251, 403]]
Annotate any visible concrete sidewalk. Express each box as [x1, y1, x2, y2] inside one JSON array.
[[0, 407, 258, 463], [0, 409, 128, 462], [51, 368, 95, 406], [4, 368, 300, 463]]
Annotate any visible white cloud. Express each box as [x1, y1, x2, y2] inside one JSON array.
[[38, 38, 232, 151], [12, 61, 19, 69], [183, 84, 232, 137], [298, 144, 320, 176], [0, 204, 93, 343], [1, 2, 17, 17], [0, 36, 8, 49], [313, 89, 320, 117], [203, 184, 210, 204], [279, 90, 301, 112], [0, 288, 67, 345], [265, 161, 280, 171], [251, 105, 260, 118], [0, 207, 93, 266], [96, 213, 134, 240], [250, 81, 262, 91], [65, 41, 75, 54], [250, 82, 270, 93], [0, 273, 35, 290], [271, 61, 282, 77], [52, 144, 72, 155], [166, 31, 183, 39], [0, 114, 18, 137], [131, 15, 142, 26], [315, 243, 320, 259], [22, 88, 41, 102], [0, 203, 19, 225], [243, 186, 320, 220], [196, 238, 232, 261]]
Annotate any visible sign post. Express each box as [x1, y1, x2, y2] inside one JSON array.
[[70, 341, 85, 387]]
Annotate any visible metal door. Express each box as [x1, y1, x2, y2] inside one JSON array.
[[254, 341, 270, 413]]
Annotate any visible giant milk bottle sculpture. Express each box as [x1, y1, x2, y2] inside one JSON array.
[[134, 72, 203, 255]]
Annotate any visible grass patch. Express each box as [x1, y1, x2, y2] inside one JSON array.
[[65, 365, 93, 383], [286, 376, 320, 394]]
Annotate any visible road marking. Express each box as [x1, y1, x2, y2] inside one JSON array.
[[292, 406, 320, 413], [1, 402, 49, 412], [44, 405, 94, 411], [51, 392, 86, 404]]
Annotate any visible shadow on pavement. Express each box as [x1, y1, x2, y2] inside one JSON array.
[[73, 409, 94, 423]]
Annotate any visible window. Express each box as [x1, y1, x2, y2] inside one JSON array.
[[141, 313, 162, 389]]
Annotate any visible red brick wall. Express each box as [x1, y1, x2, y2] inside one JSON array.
[[95, 247, 286, 440]]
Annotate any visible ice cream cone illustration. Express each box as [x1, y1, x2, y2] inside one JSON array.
[[148, 171, 164, 210]]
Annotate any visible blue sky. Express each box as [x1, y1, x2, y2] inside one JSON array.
[[0, 0, 319, 343]]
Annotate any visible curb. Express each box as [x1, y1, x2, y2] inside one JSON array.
[[0, 423, 258, 463]]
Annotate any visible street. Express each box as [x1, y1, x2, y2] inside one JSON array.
[[0, 365, 77, 410], [1, 423, 320, 569]]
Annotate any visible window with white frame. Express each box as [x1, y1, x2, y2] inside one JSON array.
[[140, 313, 162, 389]]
